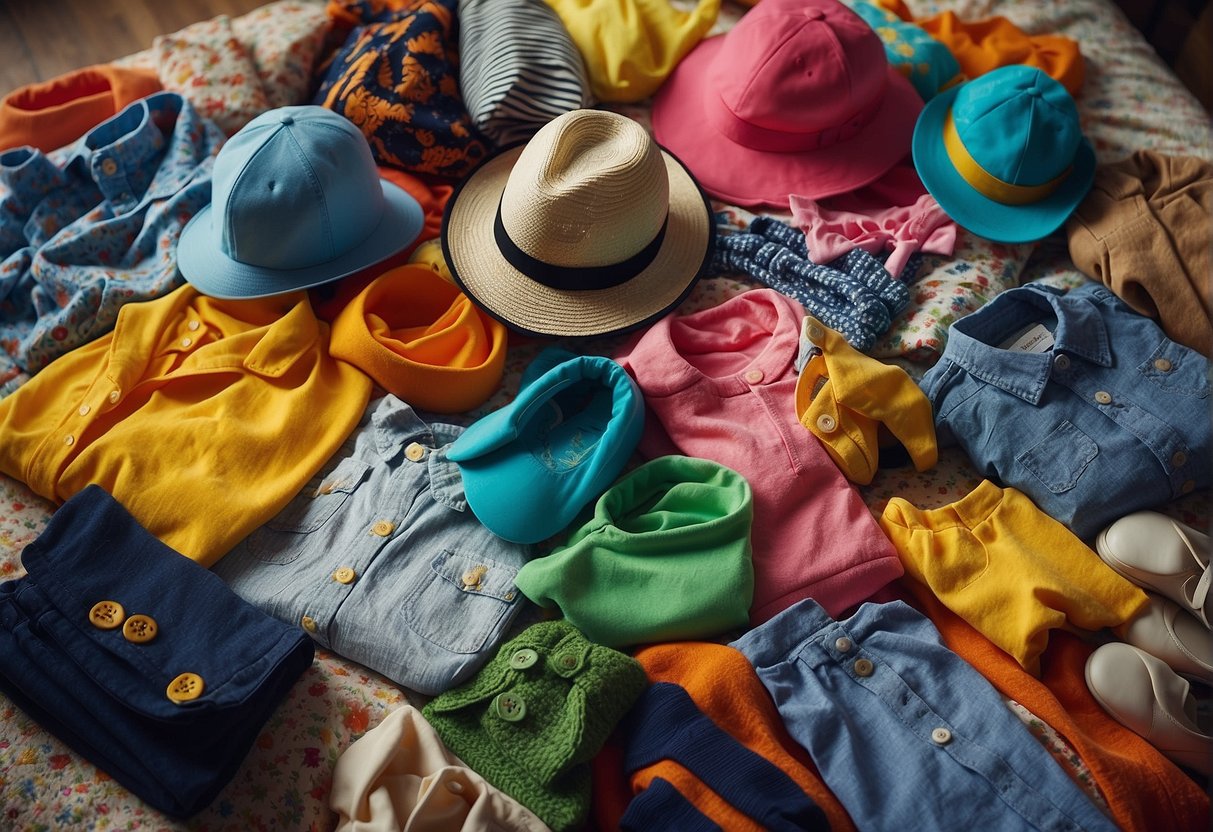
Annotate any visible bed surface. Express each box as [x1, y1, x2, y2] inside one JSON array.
[[0, 0, 1209, 829]]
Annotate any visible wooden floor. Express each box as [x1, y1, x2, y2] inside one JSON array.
[[0, 0, 288, 95]]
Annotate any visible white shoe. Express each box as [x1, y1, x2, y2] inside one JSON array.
[[1096, 511, 1211, 628], [1116, 593, 1213, 683], [1085, 642, 1212, 775]]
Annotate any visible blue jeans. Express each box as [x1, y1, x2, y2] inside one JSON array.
[[731, 599, 1117, 831], [0, 485, 314, 818]]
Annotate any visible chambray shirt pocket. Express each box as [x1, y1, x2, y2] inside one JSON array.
[[1137, 337, 1211, 398], [244, 456, 372, 564], [1015, 420, 1099, 495], [402, 549, 521, 655]]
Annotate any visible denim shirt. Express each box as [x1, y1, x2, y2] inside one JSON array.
[[211, 395, 532, 696], [0, 91, 224, 395], [920, 282, 1210, 540]]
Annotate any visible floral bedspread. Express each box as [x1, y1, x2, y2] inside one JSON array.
[[1, 0, 1209, 829]]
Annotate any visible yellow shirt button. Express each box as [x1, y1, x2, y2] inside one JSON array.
[[853, 658, 874, 677], [64, 435, 75, 446], [166, 672, 204, 704], [88, 600, 125, 630], [1093, 391, 1112, 405], [1153, 358, 1173, 372], [371, 520, 396, 537], [333, 566, 356, 585], [78, 404, 91, 416], [404, 442, 426, 462], [109, 390, 121, 404], [122, 614, 158, 643], [301, 615, 318, 633], [100, 158, 118, 176], [816, 414, 837, 433]]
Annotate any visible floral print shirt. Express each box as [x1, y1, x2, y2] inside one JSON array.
[[0, 91, 224, 396]]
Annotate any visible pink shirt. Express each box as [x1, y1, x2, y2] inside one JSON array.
[[615, 289, 903, 624]]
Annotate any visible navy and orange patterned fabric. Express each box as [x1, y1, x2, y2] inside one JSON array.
[[314, 0, 489, 178]]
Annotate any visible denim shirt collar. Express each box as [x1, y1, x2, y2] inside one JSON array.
[[66, 92, 200, 213], [371, 396, 468, 511], [945, 285, 1113, 405]]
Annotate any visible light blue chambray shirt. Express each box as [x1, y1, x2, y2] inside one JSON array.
[[211, 395, 533, 696], [732, 598, 1118, 831], [0, 91, 223, 396], [920, 281, 1210, 540]]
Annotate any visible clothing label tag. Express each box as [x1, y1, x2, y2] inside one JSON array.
[[1000, 323, 1055, 354]]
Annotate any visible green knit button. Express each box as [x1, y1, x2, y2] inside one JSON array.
[[552, 650, 583, 676], [492, 692, 527, 722], [509, 648, 539, 670]]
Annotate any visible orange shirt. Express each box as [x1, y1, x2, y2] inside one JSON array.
[[0, 285, 371, 566], [0, 65, 161, 153]]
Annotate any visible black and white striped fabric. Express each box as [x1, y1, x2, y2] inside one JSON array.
[[458, 0, 592, 146]]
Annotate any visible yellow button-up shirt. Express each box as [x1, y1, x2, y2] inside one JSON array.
[[0, 284, 372, 566]]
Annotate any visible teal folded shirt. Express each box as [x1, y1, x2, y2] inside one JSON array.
[[514, 455, 755, 647]]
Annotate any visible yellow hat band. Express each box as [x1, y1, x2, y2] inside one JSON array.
[[943, 109, 1070, 205]]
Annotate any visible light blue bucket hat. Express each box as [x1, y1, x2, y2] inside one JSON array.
[[912, 65, 1095, 244], [178, 105, 424, 298]]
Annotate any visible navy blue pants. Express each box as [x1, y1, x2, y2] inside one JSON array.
[[0, 485, 314, 818]]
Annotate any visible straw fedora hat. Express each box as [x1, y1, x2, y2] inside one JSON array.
[[441, 108, 714, 338]]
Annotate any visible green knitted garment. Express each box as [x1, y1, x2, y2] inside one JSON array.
[[422, 619, 647, 831], [514, 454, 755, 647]]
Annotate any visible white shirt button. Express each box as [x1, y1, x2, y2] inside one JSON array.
[[1053, 354, 1070, 370], [63, 435, 75, 446], [78, 404, 91, 416], [816, 414, 837, 433], [180, 337, 192, 348], [931, 727, 953, 745], [188, 320, 201, 331], [1153, 357, 1172, 372], [1094, 391, 1112, 405], [404, 442, 426, 462], [109, 390, 121, 404], [834, 637, 852, 653], [744, 369, 764, 384]]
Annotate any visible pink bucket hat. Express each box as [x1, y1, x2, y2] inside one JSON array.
[[652, 0, 923, 209]]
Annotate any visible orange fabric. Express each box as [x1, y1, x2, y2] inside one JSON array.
[[866, 0, 914, 21], [591, 641, 854, 832], [0, 64, 161, 153], [900, 580, 1211, 832], [310, 167, 453, 321], [918, 11, 1085, 96], [329, 264, 507, 413]]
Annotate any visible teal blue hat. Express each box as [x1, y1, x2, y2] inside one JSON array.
[[911, 65, 1095, 244], [448, 347, 644, 544]]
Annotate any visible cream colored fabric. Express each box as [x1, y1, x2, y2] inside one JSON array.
[[331, 705, 552, 832]]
